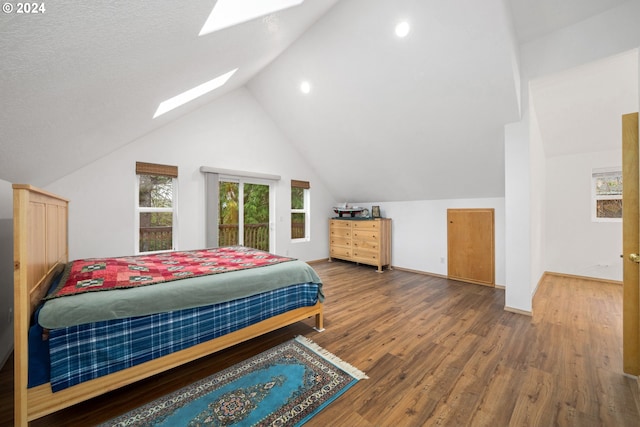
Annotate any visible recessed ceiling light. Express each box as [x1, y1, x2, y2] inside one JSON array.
[[395, 21, 410, 38], [153, 68, 238, 118], [200, 0, 304, 36], [300, 81, 311, 94]]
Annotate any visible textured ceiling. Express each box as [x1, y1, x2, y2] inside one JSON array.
[[0, 0, 338, 186], [0, 0, 636, 202]]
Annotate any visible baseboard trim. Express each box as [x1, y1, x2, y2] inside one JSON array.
[[392, 266, 447, 279], [627, 374, 640, 416], [543, 271, 622, 286], [504, 305, 532, 317], [393, 266, 507, 290], [637, 376, 640, 416], [307, 258, 330, 265]]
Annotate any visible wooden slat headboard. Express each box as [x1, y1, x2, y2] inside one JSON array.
[[13, 184, 68, 316], [13, 184, 68, 426]]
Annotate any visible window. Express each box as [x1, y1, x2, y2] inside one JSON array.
[[136, 162, 178, 253], [592, 168, 622, 222], [291, 180, 310, 241], [218, 177, 273, 252]]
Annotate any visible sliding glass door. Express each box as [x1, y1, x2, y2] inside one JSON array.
[[218, 178, 273, 252]]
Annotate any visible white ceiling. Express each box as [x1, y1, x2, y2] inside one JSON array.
[[248, 0, 521, 201], [0, 0, 338, 185], [0, 0, 637, 202], [531, 49, 639, 158], [509, 0, 631, 42]]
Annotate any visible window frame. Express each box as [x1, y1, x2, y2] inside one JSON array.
[[291, 180, 311, 242], [591, 167, 622, 223], [135, 162, 179, 254], [218, 175, 276, 252]]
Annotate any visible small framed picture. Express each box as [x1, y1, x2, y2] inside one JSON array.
[[372, 205, 381, 218]]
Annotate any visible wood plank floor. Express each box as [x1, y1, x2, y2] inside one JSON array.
[[1, 261, 639, 426]]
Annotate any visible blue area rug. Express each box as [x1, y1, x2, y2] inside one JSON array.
[[100, 336, 367, 426]]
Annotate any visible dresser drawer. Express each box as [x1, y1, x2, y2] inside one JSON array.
[[352, 230, 378, 241], [352, 249, 380, 264], [330, 227, 351, 238], [330, 246, 352, 258], [352, 220, 379, 231], [352, 240, 378, 251], [330, 236, 351, 248], [330, 220, 352, 229]]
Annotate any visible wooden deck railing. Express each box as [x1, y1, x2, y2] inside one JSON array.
[[140, 222, 305, 253], [139, 226, 173, 252], [219, 223, 270, 251]]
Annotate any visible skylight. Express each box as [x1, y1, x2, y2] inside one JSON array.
[[153, 68, 238, 118], [200, 0, 304, 36]]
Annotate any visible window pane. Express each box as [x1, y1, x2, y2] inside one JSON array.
[[139, 212, 173, 252], [219, 181, 239, 246], [139, 175, 173, 208], [596, 199, 622, 219], [291, 187, 304, 209], [594, 171, 622, 196], [244, 183, 269, 251], [292, 213, 306, 239]]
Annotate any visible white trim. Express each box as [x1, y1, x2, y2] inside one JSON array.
[[218, 176, 276, 252], [135, 174, 178, 254], [591, 167, 622, 222], [200, 166, 280, 181], [291, 186, 311, 242]]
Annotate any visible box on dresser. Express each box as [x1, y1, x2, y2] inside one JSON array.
[[329, 218, 391, 272]]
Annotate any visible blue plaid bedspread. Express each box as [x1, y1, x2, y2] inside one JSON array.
[[48, 283, 320, 392]]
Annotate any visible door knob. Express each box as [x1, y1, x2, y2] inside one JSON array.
[[630, 253, 640, 263]]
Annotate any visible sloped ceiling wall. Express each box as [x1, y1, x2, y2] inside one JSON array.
[[0, 0, 635, 202], [248, 0, 521, 202], [0, 0, 338, 186]]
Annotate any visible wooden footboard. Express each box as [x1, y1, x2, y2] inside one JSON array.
[[12, 184, 323, 426], [25, 302, 323, 422]]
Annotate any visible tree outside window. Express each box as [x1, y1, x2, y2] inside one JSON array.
[[136, 162, 177, 253], [291, 180, 310, 241], [592, 168, 622, 222]]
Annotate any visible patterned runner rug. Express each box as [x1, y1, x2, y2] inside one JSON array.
[[99, 336, 367, 427]]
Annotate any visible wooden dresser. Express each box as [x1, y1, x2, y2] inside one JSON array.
[[329, 218, 392, 272]]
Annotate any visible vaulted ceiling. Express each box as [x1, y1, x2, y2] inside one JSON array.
[[0, 0, 636, 202]]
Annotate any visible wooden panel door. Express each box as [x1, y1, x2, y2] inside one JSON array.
[[447, 208, 495, 286], [622, 112, 640, 375]]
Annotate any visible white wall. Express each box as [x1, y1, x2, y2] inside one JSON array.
[[46, 87, 334, 262], [520, 1, 640, 83], [350, 198, 506, 285], [0, 179, 14, 368], [529, 101, 546, 294], [504, 1, 640, 313], [505, 118, 532, 313], [546, 150, 623, 281]]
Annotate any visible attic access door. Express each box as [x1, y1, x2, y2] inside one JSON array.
[[447, 208, 495, 287]]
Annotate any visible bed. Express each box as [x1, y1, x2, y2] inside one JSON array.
[[12, 184, 324, 426]]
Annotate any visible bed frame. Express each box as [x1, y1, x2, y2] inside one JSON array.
[[13, 184, 324, 426]]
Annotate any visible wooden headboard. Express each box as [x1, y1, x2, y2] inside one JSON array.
[[13, 184, 68, 425]]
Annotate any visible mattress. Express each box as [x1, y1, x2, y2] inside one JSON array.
[[39, 259, 323, 329], [47, 282, 320, 391], [29, 249, 324, 390]]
